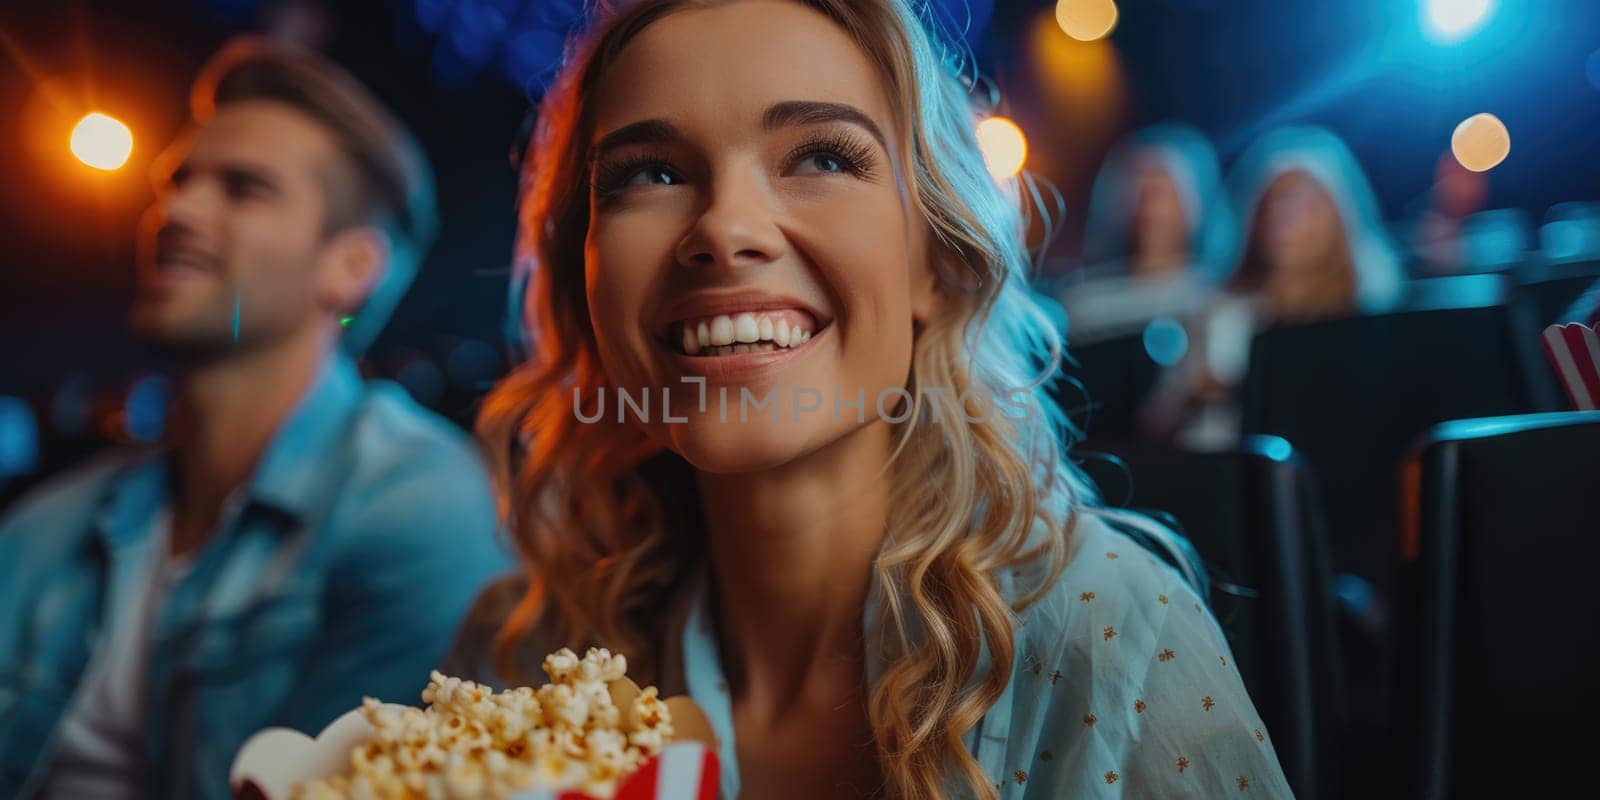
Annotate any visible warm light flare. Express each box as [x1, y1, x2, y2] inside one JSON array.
[[69, 112, 133, 171], [976, 116, 1028, 180], [1056, 0, 1119, 42], [1451, 113, 1510, 173]]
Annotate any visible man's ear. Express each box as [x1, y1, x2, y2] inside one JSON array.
[[317, 226, 391, 316]]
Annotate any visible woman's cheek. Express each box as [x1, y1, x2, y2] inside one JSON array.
[[585, 252, 656, 387]]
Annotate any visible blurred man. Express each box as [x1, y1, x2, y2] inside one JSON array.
[[0, 38, 509, 798]]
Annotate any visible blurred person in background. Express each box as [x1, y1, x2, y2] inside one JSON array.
[[1057, 122, 1238, 345], [1406, 153, 1489, 276], [1140, 126, 1404, 448], [0, 38, 508, 799]]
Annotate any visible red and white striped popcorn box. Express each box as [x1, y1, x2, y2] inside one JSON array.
[[1540, 323, 1600, 410], [230, 704, 401, 800], [231, 695, 721, 800], [509, 743, 719, 800]]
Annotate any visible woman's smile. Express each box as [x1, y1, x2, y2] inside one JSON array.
[[651, 289, 835, 381], [657, 315, 831, 382]]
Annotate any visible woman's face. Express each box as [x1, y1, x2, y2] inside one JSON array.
[[1256, 170, 1342, 270], [583, 0, 938, 474], [1127, 155, 1189, 278], [1253, 170, 1354, 316]]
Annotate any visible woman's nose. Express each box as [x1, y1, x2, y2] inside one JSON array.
[[674, 168, 787, 272]]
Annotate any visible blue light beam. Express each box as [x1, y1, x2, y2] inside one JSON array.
[[1423, 0, 1497, 44]]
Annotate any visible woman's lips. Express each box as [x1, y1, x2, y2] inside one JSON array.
[[658, 321, 829, 383], [660, 307, 822, 350]]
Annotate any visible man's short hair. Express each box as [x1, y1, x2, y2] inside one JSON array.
[[190, 36, 438, 355]]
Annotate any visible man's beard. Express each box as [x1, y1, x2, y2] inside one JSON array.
[[130, 287, 251, 366]]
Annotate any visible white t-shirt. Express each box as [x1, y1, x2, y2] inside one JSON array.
[[44, 510, 193, 799]]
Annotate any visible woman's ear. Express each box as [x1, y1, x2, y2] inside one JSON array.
[[911, 238, 947, 329]]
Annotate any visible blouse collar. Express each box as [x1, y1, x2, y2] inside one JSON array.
[[677, 559, 1021, 798]]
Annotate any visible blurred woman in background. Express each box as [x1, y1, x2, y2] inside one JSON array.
[[1140, 126, 1404, 448], [1058, 123, 1238, 345], [1226, 128, 1403, 320]]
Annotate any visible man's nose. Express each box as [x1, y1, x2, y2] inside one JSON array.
[[157, 178, 215, 232]]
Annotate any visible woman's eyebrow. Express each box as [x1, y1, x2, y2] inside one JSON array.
[[588, 101, 888, 164], [763, 100, 888, 152], [589, 119, 681, 164]]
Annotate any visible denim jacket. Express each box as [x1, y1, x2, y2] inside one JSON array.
[[0, 356, 513, 799]]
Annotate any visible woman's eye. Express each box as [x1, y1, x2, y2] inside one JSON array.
[[795, 152, 847, 175], [626, 166, 679, 187]]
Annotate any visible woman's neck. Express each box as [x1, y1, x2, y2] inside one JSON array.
[[696, 419, 896, 724]]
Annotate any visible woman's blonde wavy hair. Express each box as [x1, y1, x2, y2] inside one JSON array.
[[477, 1, 1186, 797]]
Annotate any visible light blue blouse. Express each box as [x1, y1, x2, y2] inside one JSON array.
[[443, 513, 1295, 798], [676, 514, 1294, 799]]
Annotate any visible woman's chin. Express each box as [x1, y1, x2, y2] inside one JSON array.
[[663, 419, 823, 476]]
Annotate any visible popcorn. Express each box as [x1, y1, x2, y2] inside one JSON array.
[[293, 648, 676, 800]]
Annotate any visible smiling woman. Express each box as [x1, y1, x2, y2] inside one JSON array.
[[441, 1, 1294, 798]]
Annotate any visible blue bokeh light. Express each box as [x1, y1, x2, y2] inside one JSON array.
[[499, 27, 565, 88], [0, 396, 39, 478], [1142, 317, 1190, 367], [1423, 0, 1497, 44], [446, 0, 509, 66], [125, 375, 170, 444], [446, 339, 501, 391], [1333, 574, 1376, 617], [395, 357, 446, 406], [1587, 48, 1600, 92], [532, 0, 585, 31], [1259, 436, 1293, 463]]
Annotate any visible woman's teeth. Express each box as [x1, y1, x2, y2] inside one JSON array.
[[676, 311, 814, 356]]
